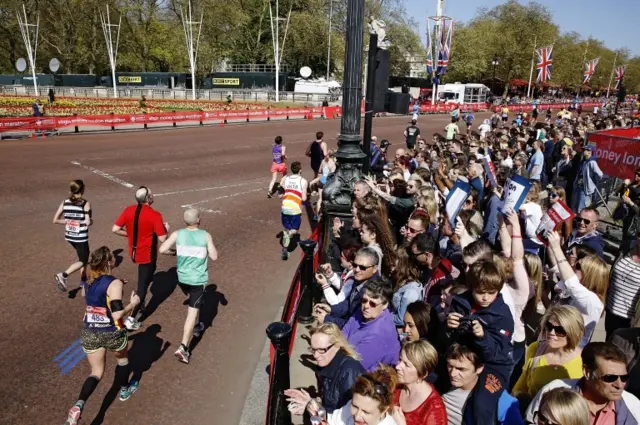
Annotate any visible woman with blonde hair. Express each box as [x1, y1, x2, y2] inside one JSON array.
[[535, 388, 590, 425], [512, 305, 585, 400], [392, 340, 447, 425], [53, 179, 93, 292], [548, 186, 573, 243], [63, 246, 140, 425], [547, 231, 607, 347], [302, 365, 399, 425], [285, 323, 365, 413]]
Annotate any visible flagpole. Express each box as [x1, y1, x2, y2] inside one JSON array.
[[431, 0, 444, 106], [527, 36, 537, 99], [607, 51, 618, 99], [578, 38, 589, 99]]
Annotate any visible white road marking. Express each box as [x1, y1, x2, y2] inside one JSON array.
[[70, 161, 135, 189], [155, 179, 268, 197], [113, 162, 234, 175], [182, 188, 264, 207]]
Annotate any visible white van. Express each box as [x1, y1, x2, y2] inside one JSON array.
[[437, 83, 490, 104]]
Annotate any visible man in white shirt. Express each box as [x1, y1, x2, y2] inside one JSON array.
[[443, 343, 523, 425]]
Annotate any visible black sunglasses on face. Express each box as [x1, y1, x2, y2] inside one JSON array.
[[352, 262, 374, 271], [600, 373, 630, 383], [574, 217, 592, 225], [361, 297, 382, 308], [545, 322, 567, 337], [534, 412, 558, 425], [549, 192, 558, 199], [309, 343, 334, 355]]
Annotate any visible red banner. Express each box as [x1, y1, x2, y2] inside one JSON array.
[[410, 103, 489, 114], [588, 128, 640, 179], [0, 106, 340, 133]]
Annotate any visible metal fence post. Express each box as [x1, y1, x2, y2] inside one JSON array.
[[73, 113, 79, 133], [298, 239, 318, 324], [266, 322, 293, 425], [110, 112, 115, 131]]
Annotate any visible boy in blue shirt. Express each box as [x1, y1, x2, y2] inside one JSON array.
[[447, 260, 514, 425]]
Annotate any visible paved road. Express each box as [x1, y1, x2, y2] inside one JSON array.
[[0, 112, 482, 425]]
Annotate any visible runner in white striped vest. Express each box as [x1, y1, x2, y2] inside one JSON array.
[[52, 180, 92, 292]]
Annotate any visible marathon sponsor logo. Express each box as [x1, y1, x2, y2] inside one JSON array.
[[212, 78, 240, 85]]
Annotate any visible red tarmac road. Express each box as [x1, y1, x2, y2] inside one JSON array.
[[0, 112, 487, 425]]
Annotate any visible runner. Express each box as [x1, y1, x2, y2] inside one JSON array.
[[112, 186, 168, 330], [267, 135, 287, 198], [64, 246, 140, 425], [306, 131, 328, 179], [53, 180, 92, 292], [159, 208, 218, 364], [279, 161, 308, 260], [404, 119, 420, 150]]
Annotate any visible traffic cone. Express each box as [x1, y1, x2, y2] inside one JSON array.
[[41, 131, 46, 138], [219, 121, 224, 127], [30, 132, 35, 139]]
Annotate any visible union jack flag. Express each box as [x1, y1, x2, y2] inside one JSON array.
[[426, 23, 433, 75], [437, 20, 453, 76], [536, 45, 553, 82], [615, 65, 627, 90], [583, 57, 599, 84]]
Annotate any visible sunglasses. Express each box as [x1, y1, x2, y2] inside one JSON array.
[[544, 322, 567, 337], [361, 296, 382, 308], [362, 375, 389, 397], [308, 343, 334, 355], [465, 199, 473, 204], [574, 217, 592, 225], [534, 412, 558, 425], [352, 262, 374, 271], [407, 226, 423, 234], [469, 145, 479, 148], [600, 373, 630, 384], [549, 192, 558, 199]]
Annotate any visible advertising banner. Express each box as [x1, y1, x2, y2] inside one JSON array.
[[587, 128, 640, 179]]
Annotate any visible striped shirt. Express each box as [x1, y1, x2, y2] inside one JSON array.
[[63, 199, 89, 243], [281, 175, 305, 215], [607, 255, 640, 319]]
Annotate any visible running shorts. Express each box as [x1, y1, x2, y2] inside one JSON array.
[[281, 213, 302, 231], [69, 241, 90, 265], [179, 283, 205, 308], [81, 328, 128, 353], [270, 162, 287, 175], [502, 116, 508, 122]]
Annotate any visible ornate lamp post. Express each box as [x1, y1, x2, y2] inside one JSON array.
[[321, 0, 366, 263]]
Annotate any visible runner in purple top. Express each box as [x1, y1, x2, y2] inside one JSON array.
[[268, 136, 287, 198]]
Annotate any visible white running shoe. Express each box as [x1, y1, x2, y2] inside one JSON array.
[[55, 273, 68, 292], [124, 316, 141, 331]]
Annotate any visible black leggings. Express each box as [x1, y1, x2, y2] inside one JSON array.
[[134, 261, 156, 318]]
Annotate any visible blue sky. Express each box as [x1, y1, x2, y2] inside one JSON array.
[[406, 0, 640, 56]]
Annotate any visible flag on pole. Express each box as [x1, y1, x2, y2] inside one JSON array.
[[583, 57, 600, 84], [535, 45, 553, 82], [437, 20, 453, 76], [615, 65, 627, 89], [426, 22, 433, 75]]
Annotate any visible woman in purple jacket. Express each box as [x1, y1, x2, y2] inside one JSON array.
[[342, 276, 401, 371]]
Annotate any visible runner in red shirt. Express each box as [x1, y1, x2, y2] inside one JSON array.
[[112, 186, 168, 330]]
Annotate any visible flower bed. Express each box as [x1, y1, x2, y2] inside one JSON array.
[[0, 95, 276, 117]]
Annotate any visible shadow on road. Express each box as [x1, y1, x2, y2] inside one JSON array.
[[189, 283, 228, 353], [89, 324, 170, 425], [142, 267, 178, 322]]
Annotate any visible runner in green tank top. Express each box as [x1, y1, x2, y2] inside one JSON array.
[[160, 208, 218, 364]]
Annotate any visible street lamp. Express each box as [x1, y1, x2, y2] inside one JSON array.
[[491, 54, 499, 94]]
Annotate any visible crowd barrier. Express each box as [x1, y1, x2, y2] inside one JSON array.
[[491, 102, 601, 113], [265, 226, 323, 425], [0, 106, 342, 134]]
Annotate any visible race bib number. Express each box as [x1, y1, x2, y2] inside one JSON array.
[[65, 219, 81, 233], [86, 306, 110, 324]]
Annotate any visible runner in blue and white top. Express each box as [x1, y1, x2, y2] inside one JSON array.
[[52, 179, 92, 292]]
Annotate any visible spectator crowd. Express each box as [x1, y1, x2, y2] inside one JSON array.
[[284, 104, 640, 425]]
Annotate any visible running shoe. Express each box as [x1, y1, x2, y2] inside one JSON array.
[[124, 316, 141, 331], [64, 405, 81, 425], [193, 322, 205, 338], [267, 192, 273, 199], [281, 248, 289, 261], [119, 381, 139, 401], [175, 345, 190, 364], [55, 273, 68, 292], [282, 230, 290, 249]]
